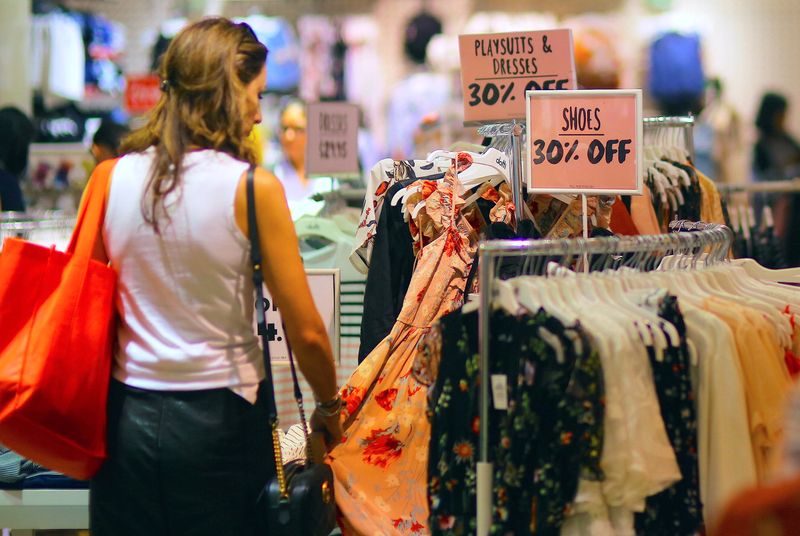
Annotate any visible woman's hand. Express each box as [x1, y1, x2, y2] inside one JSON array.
[[311, 407, 344, 451]]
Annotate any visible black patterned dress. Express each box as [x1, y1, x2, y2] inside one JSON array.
[[634, 293, 703, 536], [426, 309, 605, 535]]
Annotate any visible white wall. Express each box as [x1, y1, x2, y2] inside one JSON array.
[[632, 0, 800, 144]]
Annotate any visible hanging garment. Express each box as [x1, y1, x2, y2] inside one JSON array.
[[696, 170, 726, 225], [682, 305, 758, 524], [351, 159, 443, 274], [700, 297, 792, 480], [358, 177, 422, 362], [425, 308, 605, 536], [31, 12, 86, 104], [609, 196, 640, 235], [630, 188, 662, 235], [634, 292, 703, 536], [356, 157, 511, 361], [329, 166, 508, 535]]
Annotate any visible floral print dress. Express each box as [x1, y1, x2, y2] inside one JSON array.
[[425, 309, 605, 536], [329, 161, 503, 536]]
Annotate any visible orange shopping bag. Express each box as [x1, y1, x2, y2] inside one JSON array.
[[0, 158, 118, 480]]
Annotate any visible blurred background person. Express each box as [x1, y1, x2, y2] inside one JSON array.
[[272, 98, 307, 194], [753, 91, 800, 266], [90, 119, 130, 163], [0, 106, 35, 212], [754, 92, 800, 182], [385, 9, 448, 160], [269, 98, 334, 219], [696, 78, 745, 185]]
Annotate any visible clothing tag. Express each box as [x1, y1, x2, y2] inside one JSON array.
[[491, 374, 509, 410]]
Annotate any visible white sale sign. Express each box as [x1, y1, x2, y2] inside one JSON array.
[[258, 269, 340, 365]]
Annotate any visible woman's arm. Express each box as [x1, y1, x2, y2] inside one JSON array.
[[234, 167, 338, 404]]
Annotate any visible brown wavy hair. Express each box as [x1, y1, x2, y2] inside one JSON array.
[[120, 17, 267, 232]]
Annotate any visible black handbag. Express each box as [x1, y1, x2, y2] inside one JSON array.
[[246, 166, 337, 536]]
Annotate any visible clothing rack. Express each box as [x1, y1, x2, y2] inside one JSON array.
[[643, 115, 696, 162], [0, 212, 76, 252], [715, 178, 800, 194], [474, 222, 732, 536], [0, 212, 76, 232]]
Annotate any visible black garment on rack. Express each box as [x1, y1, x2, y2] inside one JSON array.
[[358, 178, 418, 362], [635, 294, 703, 536], [670, 161, 703, 222], [427, 308, 605, 536], [753, 223, 786, 269], [463, 219, 541, 296]]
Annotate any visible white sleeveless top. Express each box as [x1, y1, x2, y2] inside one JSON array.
[[103, 149, 264, 402]]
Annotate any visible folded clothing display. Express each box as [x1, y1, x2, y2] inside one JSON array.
[[0, 446, 88, 489]]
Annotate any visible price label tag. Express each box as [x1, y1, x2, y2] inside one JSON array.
[[458, 29, 576, 125], [306, 102, 360, 178], [526, 89, 643, 195], [257, 269, 340, 364], [491, 374, 509, 411]]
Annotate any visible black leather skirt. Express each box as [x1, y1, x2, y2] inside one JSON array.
[[90, 379, 275, 536]]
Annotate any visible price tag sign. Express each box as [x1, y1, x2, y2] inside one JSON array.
[[258, 269, 340, 365], [306, 102, 359, 178], [526, 89, 643, 195], [458, 29, 576, 125], [124, 75, 161, 114]]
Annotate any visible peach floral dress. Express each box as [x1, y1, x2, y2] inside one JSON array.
[[329, 161, 511, 535]]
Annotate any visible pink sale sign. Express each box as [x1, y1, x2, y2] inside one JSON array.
[[526, 90, 643, 195]]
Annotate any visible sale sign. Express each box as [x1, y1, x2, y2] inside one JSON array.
[[526, 89, 643, 195], [458, 29, 576, 124], [259, 269, 340, 364], [306, 102, 360, 177], [124, 75, 161, 114]]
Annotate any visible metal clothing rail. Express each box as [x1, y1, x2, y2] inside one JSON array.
[[0, 212, 76, 231], [643, 115, 695, 126], [643, 114, 696, 162], [715, 178, 800, 194], [474, 223, 732, 535]]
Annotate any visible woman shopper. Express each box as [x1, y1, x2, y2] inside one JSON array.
[[88, 18, 342, 535], [753, 92, 800, 266]]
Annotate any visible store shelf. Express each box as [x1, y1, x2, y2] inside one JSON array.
[[0, 490, 89, 530]]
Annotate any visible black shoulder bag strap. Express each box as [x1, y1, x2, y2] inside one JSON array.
[[246, 167, 312, 479]]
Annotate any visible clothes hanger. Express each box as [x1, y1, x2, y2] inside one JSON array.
[[427, 148, 508, 181], [390, 148, 502, 208], [294, 214, 349, 243], [407, 149, 510, 219], [671, 228, 794, 347], [592, 239, 676, 351], [730, 259, 800, 283], [657, 158, 692, 187], [515, 242, 578, 325], [546, 240, 654, 347], [494, 279, 522, 315]]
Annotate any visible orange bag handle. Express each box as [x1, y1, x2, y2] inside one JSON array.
[[66, 158, 119, 260]]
